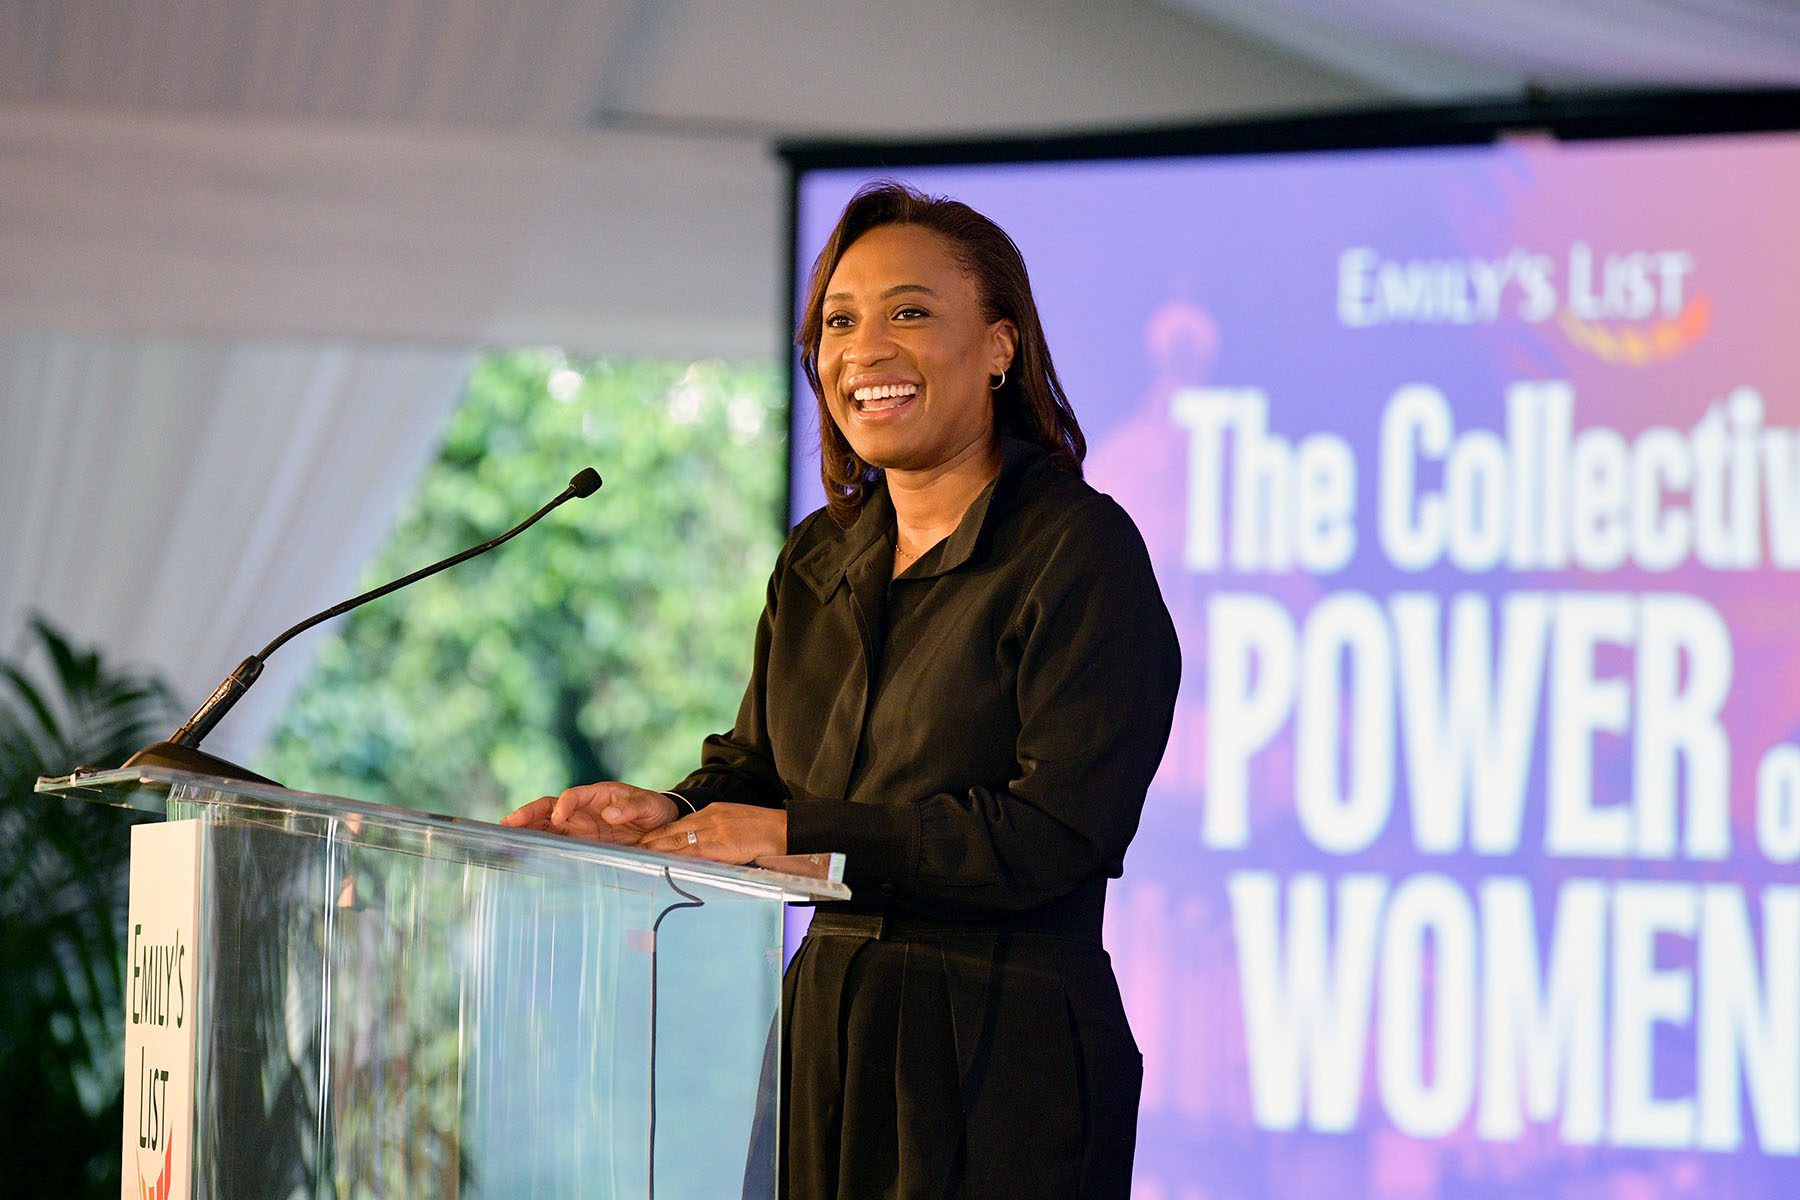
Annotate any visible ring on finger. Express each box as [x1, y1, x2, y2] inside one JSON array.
[[686, 829, 698, 846]]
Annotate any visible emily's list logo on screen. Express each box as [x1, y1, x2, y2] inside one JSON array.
[[1336, 243, 1710, 364]]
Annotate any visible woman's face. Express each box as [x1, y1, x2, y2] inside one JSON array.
[[818, 224, 1017, 478]]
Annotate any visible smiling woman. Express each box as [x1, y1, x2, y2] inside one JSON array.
[[798, 185, 1087, 531], [817, 223, 1015, 501], [505, 182, 1180, 1199]]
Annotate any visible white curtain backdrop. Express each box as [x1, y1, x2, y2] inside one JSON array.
[[0, 333, 471, 763], [0, 106, 786, 767], [0, 0, 1380, 785]]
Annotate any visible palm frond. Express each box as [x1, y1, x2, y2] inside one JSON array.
[[0, 615, 180, 1200]]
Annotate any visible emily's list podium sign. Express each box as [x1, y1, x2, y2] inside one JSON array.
[[123, 819, 202, 1200], [39, 767, 847, 1199]]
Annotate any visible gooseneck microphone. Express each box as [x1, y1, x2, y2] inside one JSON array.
[[123, 467, 603, 784]]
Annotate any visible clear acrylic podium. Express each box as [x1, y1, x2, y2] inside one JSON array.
[[38, 766, 848, 1200]]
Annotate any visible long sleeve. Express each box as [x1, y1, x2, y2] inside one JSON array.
[[787, 495, 1180, 914]]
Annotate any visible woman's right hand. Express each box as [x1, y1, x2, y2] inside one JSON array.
[[500, 781, 678, 844]]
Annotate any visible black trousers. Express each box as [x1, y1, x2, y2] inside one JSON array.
[[777, 912, 1142, 1200]]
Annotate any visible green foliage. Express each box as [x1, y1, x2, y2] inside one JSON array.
[[261, 352, 789, 818], [0, 617, 178, 1200], [0, 352, 787, 1197]]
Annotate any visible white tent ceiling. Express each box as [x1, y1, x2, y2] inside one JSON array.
[[2, 0, 1375, 134], [0, 0, 1387, 359], [1168, 0, 1800, 99], [1, 1, 1792, 759], [3, 0, 1791, 358]]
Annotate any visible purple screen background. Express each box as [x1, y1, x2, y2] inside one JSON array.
[[791, 133, 1800, 1198]]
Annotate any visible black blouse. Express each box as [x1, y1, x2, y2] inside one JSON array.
[[673, 435, 1180, 925]]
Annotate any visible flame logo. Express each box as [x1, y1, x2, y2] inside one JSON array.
[[1556, 293, 1712, 365], [135, 1128, 175, 1200]]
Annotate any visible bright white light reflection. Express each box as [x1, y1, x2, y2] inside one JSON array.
[[667, 373, 704, 424], [728, 393, 764, 443], [547, 367, 583, 402]]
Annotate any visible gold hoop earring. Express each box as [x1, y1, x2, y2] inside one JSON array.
[[989, 369, 1007, 391]]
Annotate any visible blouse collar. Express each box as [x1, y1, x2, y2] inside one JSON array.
[[793, 435, 1048, 600]]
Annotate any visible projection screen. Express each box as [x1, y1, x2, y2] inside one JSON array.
[[786, 108, 1800, 1198]]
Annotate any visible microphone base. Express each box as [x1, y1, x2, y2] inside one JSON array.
[[122, 741, 283, 788]]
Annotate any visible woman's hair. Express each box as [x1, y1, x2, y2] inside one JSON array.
[[797, 181, 1086, 525]]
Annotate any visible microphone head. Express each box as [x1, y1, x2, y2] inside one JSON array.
[[569, 467, 603, 498]]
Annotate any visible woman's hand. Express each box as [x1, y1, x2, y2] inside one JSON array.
[[500, 781, 677, 844], [637, 802, 787, 866]]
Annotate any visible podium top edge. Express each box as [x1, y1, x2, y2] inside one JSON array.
[[36, 766, 852, 903]]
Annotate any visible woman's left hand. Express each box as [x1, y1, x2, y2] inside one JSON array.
[[637, 802, 787, 865]]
